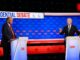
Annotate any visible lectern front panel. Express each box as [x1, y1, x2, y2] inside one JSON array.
[[66, 36, 79, 60]]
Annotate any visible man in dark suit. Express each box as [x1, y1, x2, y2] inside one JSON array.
[[59, 18, 80, 37], [59, 18, 80, 60], [1, 17, 16, 60]]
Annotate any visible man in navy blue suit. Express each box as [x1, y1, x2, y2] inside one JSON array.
[[59, 18, 80, 37], [59, 18, 80, 45], [1, 17, 16, 60], [59, 18, 80, 60]]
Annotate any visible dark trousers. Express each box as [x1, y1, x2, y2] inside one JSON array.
[[64, 39, 66, 60], [2, 42, 11, 60]]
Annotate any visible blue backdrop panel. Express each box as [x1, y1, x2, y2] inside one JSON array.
[[0, 16, 80, 40]]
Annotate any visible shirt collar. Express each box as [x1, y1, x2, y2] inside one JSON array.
[[7, 23, 11, 27]]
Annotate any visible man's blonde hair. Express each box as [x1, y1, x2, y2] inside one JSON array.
[[6, 17, 12, 23]]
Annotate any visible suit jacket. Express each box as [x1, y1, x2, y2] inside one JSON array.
[[1, 23, 16, 45], [60, 25, 80, 37]]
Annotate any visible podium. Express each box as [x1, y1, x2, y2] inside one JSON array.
[[11, 37, 28, 60], [66, 36, 80, 60]]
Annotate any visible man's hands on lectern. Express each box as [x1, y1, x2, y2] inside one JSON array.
[[59, 28, 62, 33], [8, 38, 16, 43], [11, 38, 16, 41]]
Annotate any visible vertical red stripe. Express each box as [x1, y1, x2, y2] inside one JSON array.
[[77, 3, 80, 11]]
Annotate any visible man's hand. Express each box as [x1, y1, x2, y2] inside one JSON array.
[[59, 28, 62, 33], [8, 38, 16, 43]]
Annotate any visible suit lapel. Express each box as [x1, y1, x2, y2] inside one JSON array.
[[6, 23, 12, 33], [67, 25, 68, 33], [6, 23, 10, 30]]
